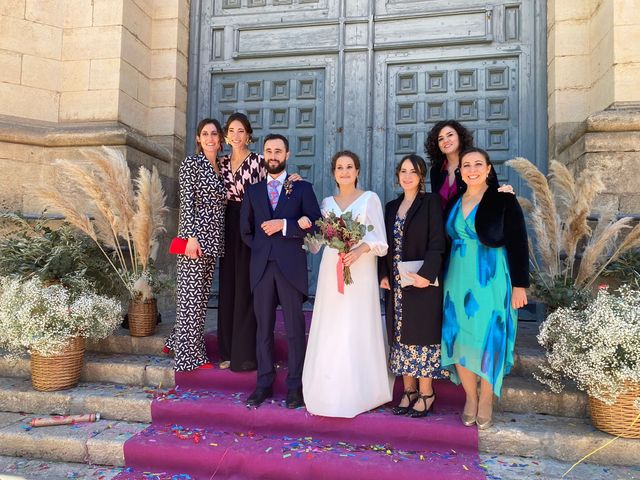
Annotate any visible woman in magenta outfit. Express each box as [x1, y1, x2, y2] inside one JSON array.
[[425, 120, 511, 208]]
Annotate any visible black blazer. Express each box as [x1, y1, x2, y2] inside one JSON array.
[[445, 187, 530, 288], [240, 178, 321, 298], [379, 193, 446, 346]]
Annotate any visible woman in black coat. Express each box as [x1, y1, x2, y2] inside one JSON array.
[[379, 154, 448, 418]]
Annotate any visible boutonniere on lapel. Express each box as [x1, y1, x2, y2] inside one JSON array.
[[283, 177, 295, 198]]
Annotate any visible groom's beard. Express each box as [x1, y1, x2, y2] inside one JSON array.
[[266, 160, 286, 175]]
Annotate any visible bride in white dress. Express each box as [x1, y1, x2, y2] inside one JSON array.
[[301, 150, 394, 418]]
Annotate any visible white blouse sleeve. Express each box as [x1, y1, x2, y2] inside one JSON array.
[[319, 196, 330, 217], [362, 192, 388, 257]]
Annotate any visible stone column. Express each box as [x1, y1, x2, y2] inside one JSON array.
[[547, 0, 640, 215]]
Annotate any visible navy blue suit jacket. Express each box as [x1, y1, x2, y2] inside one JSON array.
[[240, 177, 321, 297]]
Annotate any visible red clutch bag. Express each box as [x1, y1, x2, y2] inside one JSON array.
[[169, 237, 188, 255]]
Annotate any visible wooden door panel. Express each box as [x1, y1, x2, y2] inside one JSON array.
[[212, 69, 326, 198]]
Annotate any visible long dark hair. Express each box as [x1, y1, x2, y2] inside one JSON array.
[[459, 147, 499, 187], [424, 120, 474, 171], [395, 154, 427, 193], [195, 118, 223, 155], [223, 112, 255, 144], [331, 150, 360, 188]]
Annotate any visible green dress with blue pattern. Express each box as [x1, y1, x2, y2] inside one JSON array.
[[440, 198, 517, 397]]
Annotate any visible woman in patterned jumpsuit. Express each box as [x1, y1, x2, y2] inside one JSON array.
[[165, 118, 226, 371]]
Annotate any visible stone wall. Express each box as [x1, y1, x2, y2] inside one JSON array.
[[0, 0, 189, 232], [547, 0, 640, 215]]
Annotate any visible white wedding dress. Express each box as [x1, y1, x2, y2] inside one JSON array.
[[302, 191, 394, 418]]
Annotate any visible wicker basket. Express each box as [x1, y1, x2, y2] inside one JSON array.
[[588, 382, 640, 438], [31, 337, 85, 391], [128, 298, 158, 337]]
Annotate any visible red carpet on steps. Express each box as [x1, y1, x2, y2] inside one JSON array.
[[115, 311, 485, 480]]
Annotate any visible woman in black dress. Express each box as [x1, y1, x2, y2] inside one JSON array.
[[165, 118, 226, 371], [217, 113, 262, 371], [217, 113, 301, 371], [379, 154, 448, 417]]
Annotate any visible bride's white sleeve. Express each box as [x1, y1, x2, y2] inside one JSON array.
[[362, 192, 388, 257]]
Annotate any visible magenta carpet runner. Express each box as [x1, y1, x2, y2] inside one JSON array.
[[115, 313, 485, 479]]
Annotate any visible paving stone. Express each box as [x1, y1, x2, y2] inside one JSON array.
[[0, 455, 124, 479], [479, 453, 640, 480], [0, 454, 638, 480]]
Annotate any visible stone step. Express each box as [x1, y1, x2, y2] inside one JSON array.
[[0, 412, 146, 467], [88, 326, 547, 380], [1, 409, 638, 472], [0, 354, 174, 389], [0, 377, 154, 423], [479, 412, 640, 467], [0, 376, 587, 442], [90, 329, 547, 380], [497, 375, 587, 418], [0, 355, 585, 419]]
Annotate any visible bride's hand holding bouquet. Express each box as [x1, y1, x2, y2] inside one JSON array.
[[303, 211, 373, 292]]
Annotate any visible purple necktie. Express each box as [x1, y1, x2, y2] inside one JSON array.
[[268, 179, 281, 210]]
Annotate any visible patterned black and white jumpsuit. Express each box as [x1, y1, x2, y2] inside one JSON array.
[[165, 153, 226, 371]]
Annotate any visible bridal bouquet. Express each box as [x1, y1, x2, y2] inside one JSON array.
[[304, 211, 373, 293]]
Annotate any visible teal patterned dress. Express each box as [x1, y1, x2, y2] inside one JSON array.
[[440, 198, 517, 397]]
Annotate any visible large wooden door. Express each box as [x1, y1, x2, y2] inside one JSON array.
[[187, 0, 547, 288]]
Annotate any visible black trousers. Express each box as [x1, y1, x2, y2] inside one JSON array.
[[217, 200, 257, 371], [253, 261, 306, 390], [166, 254, 216, 371]]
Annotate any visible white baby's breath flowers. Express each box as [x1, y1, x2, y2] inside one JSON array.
[[0, 277, 122, 357], [535, 285, 640, 404]]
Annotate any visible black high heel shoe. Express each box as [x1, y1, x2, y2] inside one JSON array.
[[409, 391, 435, 418], [392, 390, 418, 415]]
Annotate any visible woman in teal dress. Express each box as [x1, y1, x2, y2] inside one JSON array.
[[440, 148, 529, 430]]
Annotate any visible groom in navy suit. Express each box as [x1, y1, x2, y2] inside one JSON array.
[[240, 133, 321, 408]]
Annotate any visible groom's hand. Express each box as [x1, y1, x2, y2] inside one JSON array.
[[261, 219, 285, 236]]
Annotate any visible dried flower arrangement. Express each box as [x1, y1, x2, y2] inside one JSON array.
[[35, 147, 169, 301], [506, 157, 640, 310]]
